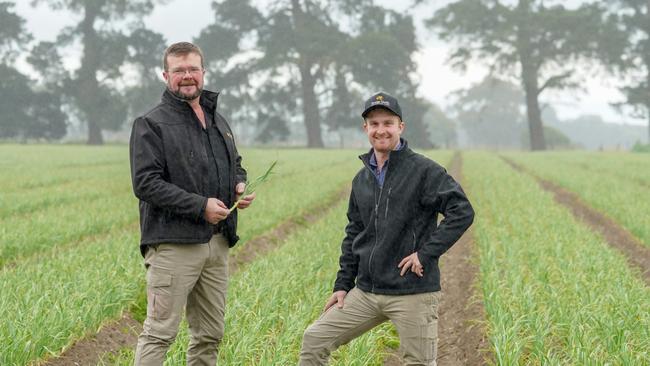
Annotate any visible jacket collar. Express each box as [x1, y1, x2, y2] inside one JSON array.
[[359, 138, 411, 167], [161, 88, 220, 114]]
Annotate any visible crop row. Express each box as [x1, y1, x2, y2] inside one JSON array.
[[104, 199, 395, 365], [0, 226, 143, 365], [0, 148, 359, 266], [102, 150, 454, 365], [0, 147, 363, 365], [0, 145, 128, 192], [465, 153, 650, 364], [526, 151, 650, 186], [504, 152, 650, 246]]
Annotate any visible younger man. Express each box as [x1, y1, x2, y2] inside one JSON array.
[[299, 92, 474, 365]]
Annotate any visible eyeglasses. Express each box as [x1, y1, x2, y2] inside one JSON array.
[[168, 67, 204, 76]]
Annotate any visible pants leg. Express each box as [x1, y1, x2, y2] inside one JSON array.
[[186, 234, 230, 366], [299, 288, 387, 366], [134, 243, 207, 366], [385, 292, 441, 366]]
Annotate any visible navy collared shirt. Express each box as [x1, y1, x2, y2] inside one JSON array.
[[368, 140, 403, 187], [200, 106, 231, 232]]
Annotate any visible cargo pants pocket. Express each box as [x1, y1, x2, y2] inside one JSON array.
[[147, 267, 173, 320], [420, 323, 436, 363], [421, 292, 440, 364]]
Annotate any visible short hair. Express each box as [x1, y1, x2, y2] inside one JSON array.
[[163, 42, 204, 71]]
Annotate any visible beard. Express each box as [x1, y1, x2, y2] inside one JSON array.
[[168, 81, 202, 101]]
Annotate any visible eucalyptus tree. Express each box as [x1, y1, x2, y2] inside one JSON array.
[[427, 0, 620, 150], [0, 2, 67, 140], [194, 0, 269, 143], [450, 77, 526, 149], [424, 103, 457, 149], [33, 0, 164, 144], [344, 4, 432, 148], [122, 28, 167, 120], [198, 0, 429, 147], [0, 1, 30, 60], [25, 41, 68, 140], [256, 0, 351, 147], [607, 0, 650, 142], [0, 1, 31, 138]]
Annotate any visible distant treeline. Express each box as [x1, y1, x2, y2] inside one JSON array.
[[0, 0, 648, 150]]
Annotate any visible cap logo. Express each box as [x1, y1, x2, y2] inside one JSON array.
[[370, 100, 390, 107], [375, 95, 384, 101]]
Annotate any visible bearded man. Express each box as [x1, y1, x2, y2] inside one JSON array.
[[129, 41, 255, 365]]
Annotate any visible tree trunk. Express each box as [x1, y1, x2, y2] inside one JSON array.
[[298, 61, 324, 148], [87, 121, 103, 145], [516, 0, 546, 151], [523, 74, 546, 151], [291, 0, 324, 148], [79, 2, 103, 145]]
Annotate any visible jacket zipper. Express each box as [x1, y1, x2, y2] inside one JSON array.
[[384, 186, 392, 219], [369, 183, 383, 291], [367, 159, 389, 292]]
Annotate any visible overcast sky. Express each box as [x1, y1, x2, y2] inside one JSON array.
[[13, 0, 644, 126]]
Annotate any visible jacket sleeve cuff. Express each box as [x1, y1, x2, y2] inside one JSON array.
[[333, 285, 352, 293], [197, 196, 209, 221], [333, 278, 354, 292]]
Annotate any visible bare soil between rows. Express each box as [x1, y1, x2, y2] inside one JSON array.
[[436, 154, 490, 366], [385, 153, 490, 366], [41, 186, 350, 366], [502, 157, 650, 285]]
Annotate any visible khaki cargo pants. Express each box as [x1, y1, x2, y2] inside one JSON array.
[[134, 234, 229, 366], [300, 287, 441, 366]]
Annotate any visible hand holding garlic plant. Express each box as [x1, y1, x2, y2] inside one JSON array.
[[230, 161, 277, 212]]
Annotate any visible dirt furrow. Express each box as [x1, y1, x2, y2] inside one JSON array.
[[41, 186, 350, 366], [436, 153, 490, 366], [502, 156, 650, 285]]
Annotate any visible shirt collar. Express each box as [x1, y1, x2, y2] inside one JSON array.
[[369, 139, 403, 168]]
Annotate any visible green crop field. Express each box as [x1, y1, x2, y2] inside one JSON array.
[[465, 153, 650, 364], [503, 151, 650, 246], [0, 145, 648, 366]]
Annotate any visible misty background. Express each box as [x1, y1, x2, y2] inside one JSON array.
[[1, 0, 648, 151]]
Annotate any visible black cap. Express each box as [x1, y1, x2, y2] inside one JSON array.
[[361, 92, 402, 120]]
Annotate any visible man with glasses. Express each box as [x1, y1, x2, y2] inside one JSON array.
[[129, 42, 255, 365]]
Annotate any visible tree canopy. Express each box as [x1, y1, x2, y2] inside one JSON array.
[[605, 1, 650, 142], [0, 2, 66, 140], [197, 0, 431, 147], [428, 0, 622, 150], [33, 0, 166, 144]]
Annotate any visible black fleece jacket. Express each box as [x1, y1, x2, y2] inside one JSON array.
[[129, 89, 246, 256], [334, 141, 474, 295]]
